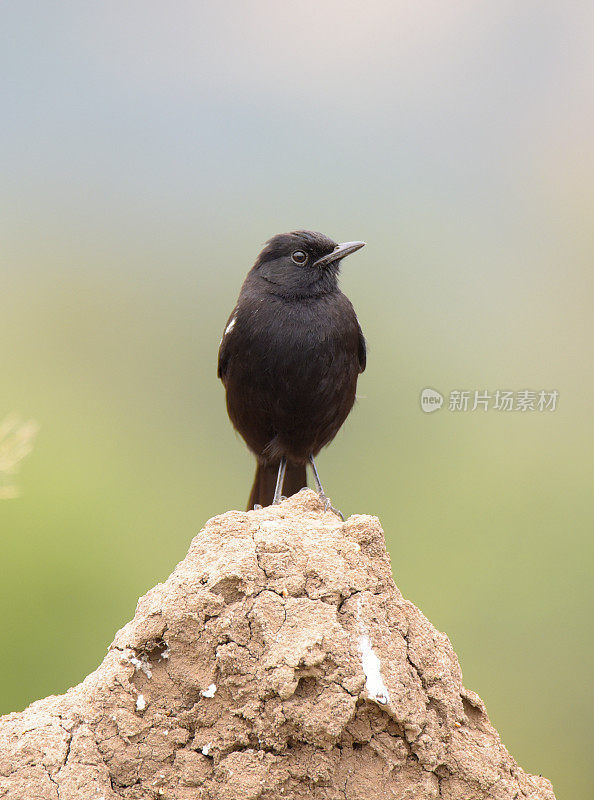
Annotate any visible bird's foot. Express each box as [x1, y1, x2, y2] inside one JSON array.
[[253, 504, 263, 510], [318, 493, 344, 521], [271, 495, 288, 506]]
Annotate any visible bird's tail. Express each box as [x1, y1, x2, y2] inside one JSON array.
[[247, 461, 307, 510]]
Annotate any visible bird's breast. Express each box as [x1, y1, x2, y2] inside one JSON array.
[[248, 297, 351, 362], [226, 296, 357, 410]]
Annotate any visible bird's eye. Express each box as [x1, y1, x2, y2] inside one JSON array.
[[291, 250, 308, 265]]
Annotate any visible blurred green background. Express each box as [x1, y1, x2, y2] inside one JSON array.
[[1, 2, 592, 796]]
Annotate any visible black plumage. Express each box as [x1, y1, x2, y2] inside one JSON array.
[[218, 230, 366, 514]]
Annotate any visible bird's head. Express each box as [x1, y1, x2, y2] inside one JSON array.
[[251, 230, 365, 296]]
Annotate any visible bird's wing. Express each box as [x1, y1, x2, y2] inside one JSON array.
[[357, 321, 367, 373], [217, 309, 238, 380]]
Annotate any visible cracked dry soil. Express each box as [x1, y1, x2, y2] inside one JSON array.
[[0, 490, 556, 799]]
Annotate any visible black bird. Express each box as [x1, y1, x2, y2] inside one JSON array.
[[218, 230, 366, 515]]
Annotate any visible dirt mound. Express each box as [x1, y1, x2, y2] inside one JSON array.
[[0, 490, 555, 799]]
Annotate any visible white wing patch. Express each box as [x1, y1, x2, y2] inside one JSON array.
[[219, 314, 237, 347], [224, 316, 236, 336]]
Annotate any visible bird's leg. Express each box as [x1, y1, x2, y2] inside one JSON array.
[[272, 456, 287, 505], [309, 455, 344, 521]]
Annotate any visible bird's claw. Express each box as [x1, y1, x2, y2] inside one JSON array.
[[319, 493, 344, 521]]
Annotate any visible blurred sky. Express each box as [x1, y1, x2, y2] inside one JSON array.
[[1, 3, 592, 797]]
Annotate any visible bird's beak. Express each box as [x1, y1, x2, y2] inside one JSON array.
[[313, 241, 366, 269]]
